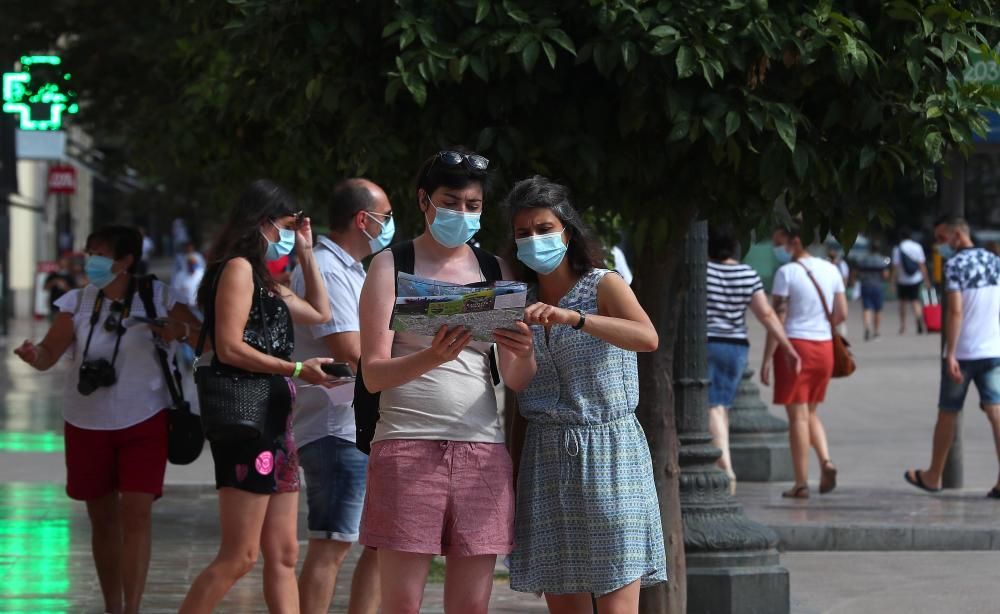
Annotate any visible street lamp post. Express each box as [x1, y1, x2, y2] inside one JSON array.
[[728, 369, 793, 481], [676, 221, 789, 613]]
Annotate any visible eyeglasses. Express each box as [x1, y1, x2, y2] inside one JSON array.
[[366, 210, 393, 220], [433, 150, 489, 172]]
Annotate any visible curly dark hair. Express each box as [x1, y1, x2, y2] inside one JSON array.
[[198, 179, 298, 311], [503, 176, 606, 282]]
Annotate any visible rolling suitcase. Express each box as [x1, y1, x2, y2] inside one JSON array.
[[922, 287, 941, 333]]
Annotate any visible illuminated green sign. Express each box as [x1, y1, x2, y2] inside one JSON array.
[[2, 55, 78, 131]]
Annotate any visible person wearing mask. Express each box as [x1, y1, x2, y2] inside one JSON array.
[[905, 218, 1000, 497], [291, 179, 393, 614], [14, 225, 202, 614], [357, 149, 535, 613], [504, 176, 666, 611], [891, 227, 932, 335], [179, 180, 334, 613], [765, 225, 848, 499], [706, 224, 800, 495]]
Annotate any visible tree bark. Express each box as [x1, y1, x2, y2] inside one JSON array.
[[635, 209, 697, 614]]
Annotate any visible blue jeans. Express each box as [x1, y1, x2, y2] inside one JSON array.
[[707, 341, 749, 408], [938, 357, 1000, 412], [298, 435, 369, 541]]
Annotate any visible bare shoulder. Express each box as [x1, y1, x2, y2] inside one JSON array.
[[496, 255, 514, 281], [369, 249, 394, 273]]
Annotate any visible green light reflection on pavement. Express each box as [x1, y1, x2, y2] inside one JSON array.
[[0, 432, 63, 453], [0, 483, 70, 613]]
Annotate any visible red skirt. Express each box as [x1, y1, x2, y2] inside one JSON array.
[[773, 339, 834, 405]]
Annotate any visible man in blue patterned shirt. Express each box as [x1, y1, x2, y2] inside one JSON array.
[[905, 217, 1000, 497]]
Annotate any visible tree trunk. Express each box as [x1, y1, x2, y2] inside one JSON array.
[[634, 209, 697, 613]]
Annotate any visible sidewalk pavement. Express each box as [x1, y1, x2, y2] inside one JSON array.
[[3, 300, 1000, 612]]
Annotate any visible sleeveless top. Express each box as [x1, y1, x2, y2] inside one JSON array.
[[517, 268, 639, 425], [211, 277, 295, 368]]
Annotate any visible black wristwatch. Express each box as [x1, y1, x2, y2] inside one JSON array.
[[572, 309, 586, 330]]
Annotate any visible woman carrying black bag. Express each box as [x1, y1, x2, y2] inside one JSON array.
[[180, 180, 333, 613]]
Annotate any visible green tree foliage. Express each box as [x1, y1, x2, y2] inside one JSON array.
[[3, 2, 997, 610]]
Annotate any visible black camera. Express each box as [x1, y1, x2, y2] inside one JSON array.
[[77, 359, 118, 396]]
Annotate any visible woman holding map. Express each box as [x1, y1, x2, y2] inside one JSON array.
[[357, 148, 536, 613], [504, 176, 666, 612]]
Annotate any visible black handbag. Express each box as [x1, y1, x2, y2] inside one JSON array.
[[194, 269, 276, 443], [136, 275, 204, 465]]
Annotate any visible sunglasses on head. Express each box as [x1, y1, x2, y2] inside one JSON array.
[[433, 150, 489, 172]]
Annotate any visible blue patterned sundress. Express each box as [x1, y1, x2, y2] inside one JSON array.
[[509, 268, 667, 596]]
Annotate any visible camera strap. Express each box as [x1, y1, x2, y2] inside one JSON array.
[[81, 277, 137, 369], [136, 275, 184, 405]]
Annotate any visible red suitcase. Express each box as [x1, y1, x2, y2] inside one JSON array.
[[922, 288, 941, 332]]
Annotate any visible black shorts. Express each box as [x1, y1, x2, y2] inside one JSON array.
[[896, 282, 921, 301], [209, 377, 300, 494]]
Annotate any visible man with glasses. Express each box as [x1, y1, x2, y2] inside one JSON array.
[[290, 178, 393, 614]]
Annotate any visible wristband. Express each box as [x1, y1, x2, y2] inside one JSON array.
[[292, 361, 303, 378], [572, 309, 586, 330]]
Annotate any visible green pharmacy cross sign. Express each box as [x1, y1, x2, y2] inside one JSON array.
[[2, 55, 79, 131]]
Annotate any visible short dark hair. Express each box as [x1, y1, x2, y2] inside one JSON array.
[[934, 215, 970, 234], [708, 223, 740, 261], [328, 179, 375, 232], [415, 146, 490, 201], [86, 226, 143, 274], [503, 176, 606, 281]]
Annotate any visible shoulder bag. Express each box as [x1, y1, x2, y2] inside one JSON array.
[[796, 261, 856, 378], [194, 266, 277, 442]]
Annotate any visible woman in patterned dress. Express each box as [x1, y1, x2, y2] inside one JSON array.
[[505, 176, 666, 612]]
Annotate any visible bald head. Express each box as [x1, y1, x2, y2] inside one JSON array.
[[329, 178, 388, 232]]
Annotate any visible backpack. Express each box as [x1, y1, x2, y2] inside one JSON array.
[[899, 243, 920, 276], [136, 275, 205, 465], [353, 241, 503, 454]]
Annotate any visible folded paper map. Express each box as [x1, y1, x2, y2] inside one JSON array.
[[391, 273, 528, 342]]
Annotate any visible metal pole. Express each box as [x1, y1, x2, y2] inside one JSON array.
[[676, 221, 789, 613], [0, 110, 18, 337]]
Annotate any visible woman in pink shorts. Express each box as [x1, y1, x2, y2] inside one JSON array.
[[358, 149, 536, 613]]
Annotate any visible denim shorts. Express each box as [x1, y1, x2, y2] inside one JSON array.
[[938, 357, 1000, 412], [860, 284, 884, 311], [298, 435, 369, 542], [707, 340, 749, 408]]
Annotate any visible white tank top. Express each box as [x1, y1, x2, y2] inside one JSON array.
[[374, 331, 503, 443]]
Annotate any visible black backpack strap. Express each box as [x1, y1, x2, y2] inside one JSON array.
[[137, 275, 184, 405], [470, 243, 503, 281]]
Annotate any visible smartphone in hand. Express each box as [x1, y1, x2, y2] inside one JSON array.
[[320, 362, 356, 380]]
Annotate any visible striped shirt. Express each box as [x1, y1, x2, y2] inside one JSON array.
[[706, 262, 764, 342]]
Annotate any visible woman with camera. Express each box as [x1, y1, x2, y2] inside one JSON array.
[[179, 180, 333, 613], [14, 225, 202, 614]]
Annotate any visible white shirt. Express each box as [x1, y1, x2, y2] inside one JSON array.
[[771, 257, 845, 341], [54, 281, 182, 430], [290, 236, 366, 447], [892, 239, 926, 286], [945, 248, 1000, 360]]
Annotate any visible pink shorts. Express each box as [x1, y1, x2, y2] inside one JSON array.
[[359, 439, 514, 556]]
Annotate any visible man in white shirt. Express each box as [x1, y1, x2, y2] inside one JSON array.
[[905, 218, 1000, 497], [764, 225, 848, 499], [891, 228, 932, 334], [291, 179, 393, 614]]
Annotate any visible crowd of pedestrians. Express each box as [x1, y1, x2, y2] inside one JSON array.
[[11, 143, 1000, 612]]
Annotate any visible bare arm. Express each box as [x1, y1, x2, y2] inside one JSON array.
[[919, 262, 932, 288], [212, 258, 330, 383], [748, 291, 795, 355], [831, 292, 848, 326], [944, 290, 962, 360], [277, 219, 330, 326], [13, 312, 76, 371], [321, 331, 361, 371], [359, 250, 472, 393]]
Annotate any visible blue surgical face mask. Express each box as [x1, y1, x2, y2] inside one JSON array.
[[937, 244, 954, 260], [516, 230, 568, 275], [426, 198, 481, 248], [363, 212, 395, 253], [773, 245, 792, 265], [263, 221, 296, 261], [85, 255, 119, 289]]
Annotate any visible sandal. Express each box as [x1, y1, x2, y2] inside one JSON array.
[[782, 484, 809, 499], [904, 469, 942, 493], [819, 460, 838, 494]]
